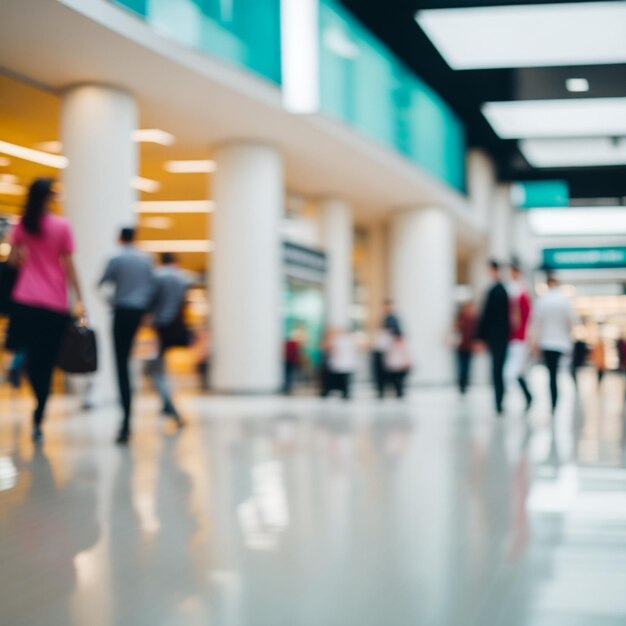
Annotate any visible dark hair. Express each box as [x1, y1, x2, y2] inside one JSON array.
[[546, 273, 558, 285], [22, 178, 55, 235], [510, 256, 521, 272], [161, 252, 176, 265], [120, 227, 136, 243], [489, 259, 500, 271]]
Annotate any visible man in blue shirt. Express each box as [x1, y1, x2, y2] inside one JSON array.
[[100, 227, 155, 444]]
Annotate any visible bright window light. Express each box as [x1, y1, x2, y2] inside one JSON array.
[[135, 200, 214, 213], [132, 177, 161, 193], [0, 140, 68, 169], [566, 78, 589, 93], [281, 0, 319, 113], [164, 160, 216, 173], [416, 2, 626, 69], [138, 240, 213, 253], [529, 208, 626, 236], [521, 138, 626, 168], [482, 98, 626, 139], [132, 129, 175, 146]]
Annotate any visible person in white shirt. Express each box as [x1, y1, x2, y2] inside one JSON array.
[[383, 329, 412, 398], [322, 329, 357, 399], [532, 274, 577, 414]]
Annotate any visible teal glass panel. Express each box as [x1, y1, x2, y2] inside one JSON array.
[[543, 247, 626, 270], [112, 0, 281, 84], [319, 0, 465, 190], [514, 181, 569, 208]]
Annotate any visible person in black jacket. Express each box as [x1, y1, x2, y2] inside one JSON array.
[[476, 260, 510, 415]]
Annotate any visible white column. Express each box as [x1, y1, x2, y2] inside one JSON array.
[[320, 198, 353, 328], [211, 142, 283, 393], [390, 207, 455, 385], [61, 85, 138, 402], [489, 184, 514, 262]]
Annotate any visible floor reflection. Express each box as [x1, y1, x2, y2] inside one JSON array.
[[0, 370, 625, 625]]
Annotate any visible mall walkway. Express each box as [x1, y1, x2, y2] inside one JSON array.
[[0, 371, 625, 626]]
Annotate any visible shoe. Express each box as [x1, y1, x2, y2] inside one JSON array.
[[116, 430, 131, 445], [32, 426, 43, 444]]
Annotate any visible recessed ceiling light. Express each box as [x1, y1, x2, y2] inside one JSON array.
[[521, 138, 626, 168], [34, 141, 63, 154], [416, 2, 626, 69], [164, 160, 216, 173], [0, 181, 26, 196], [482, 98, 626, 139], [529, 208, 626, 236], [566, 78, 589, 93], [135, 200, 214, 213], [141, 216, 173, 230], [132, 129, 175, 146], [138, 240, 214, 253], [0, 140, 68, 169], [132, 176, 161, 193]]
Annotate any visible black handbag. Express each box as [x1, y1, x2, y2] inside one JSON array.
[[57, 318, 98, 374], [157, 306, 193, 349], [0, 261, 18, 316]]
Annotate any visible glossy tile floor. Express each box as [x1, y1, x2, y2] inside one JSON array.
[[1, 368, 626, 626]]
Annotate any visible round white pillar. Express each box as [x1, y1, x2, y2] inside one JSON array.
[[390, 207, 455, 385], [211, 142, 283, 393], [320, 198, 353, 328], [61, 85, 138, 403]]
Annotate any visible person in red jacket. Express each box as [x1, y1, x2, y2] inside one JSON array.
[[504, 260, 533, 411]]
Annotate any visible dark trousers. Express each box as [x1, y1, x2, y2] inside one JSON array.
[[489, 342, 508, 413], [113, 308, 144, 433], [283, 362, 297, 395], [457, 350, 472, 394], [387, 371, 408, 398], [10, 304, 69, 426], [543, 350, 562, 412], [371, 351, 385, 398], [321, 372, 351, 399]]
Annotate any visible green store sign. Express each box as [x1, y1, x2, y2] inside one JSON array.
[[543, 247, 626, 270]]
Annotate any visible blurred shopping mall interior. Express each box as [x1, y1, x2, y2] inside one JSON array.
[[0, 1, 625, 625]]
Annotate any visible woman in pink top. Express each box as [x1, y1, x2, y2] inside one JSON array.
[[7, 178, 83, 443]]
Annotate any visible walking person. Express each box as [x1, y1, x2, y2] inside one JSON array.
[[283, 331, 302, 395], [371, 326, 392, 399], [504, 260, 533, 411], [453, 301, 477, 395], [591, 337, 607, 388], [149, 253, 191, 427], [322, 328, 357, 400], [476, 260, 510, 415], [99, 227, 155, 444], [384, 329, 412, 398], [531, 274, 576, 416], [6, 178, 84, 443]]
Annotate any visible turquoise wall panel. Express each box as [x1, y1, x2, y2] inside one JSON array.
[[319, 0, 466, 190], [112, 0, 281, 84]]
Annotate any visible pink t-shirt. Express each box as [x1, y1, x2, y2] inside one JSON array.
[[10, 214, 75, 313]]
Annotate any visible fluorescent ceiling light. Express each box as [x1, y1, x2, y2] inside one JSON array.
[[416, 2, 626, 70], [0, 140, 68, 169], [0, 174, 18, 184], [566, 78, 589, 93], [132, 176, 161, 193], [521, 138, 626, 168], [141, 216, 173, 230], [482, 98, 626, 139], [132, 129, 175, 146], [164, 160, 216, 174], [0, 181, 26, 196], [138, 240, 213, 253], [529, 208, 626, 236], [135, 200, 214, 213], [34, 141, 63, 154], [281, 0, 319, 113]]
